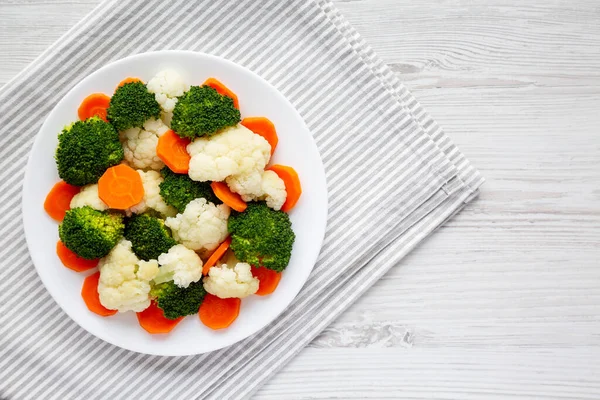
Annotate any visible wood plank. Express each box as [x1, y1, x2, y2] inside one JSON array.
[[258, 348, 600, 399], [0, 0, 100, 83]]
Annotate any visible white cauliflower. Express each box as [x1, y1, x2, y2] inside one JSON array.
[[154, 244, 203, 288], [69, 184, 108, 211], [165, 198, 230, 252], [203, 262, 259, 299], [120, 118, 169, 170], [97, 239, 160, 313], [128, 170, 177, 217], [187, 124, 271, 184], [147, 70, 189, 127], [136, 260, 160, 281], [226, 171, 263, 201], [237, 170, 287, 210], [260, 170, 287, 210]]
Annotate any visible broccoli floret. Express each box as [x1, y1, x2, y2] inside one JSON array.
[[158, 167, 221, 212], [107, 81, 161, 131], [55, 117, 123, 186], [124, 214, 177, 261], [59, 206, 124, 259], [171, 85, 240, 138], [150, 280, 206, 320], [228, 202, 295, 272]]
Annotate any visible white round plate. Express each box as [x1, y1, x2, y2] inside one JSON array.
[[22, 51, 327, 356]]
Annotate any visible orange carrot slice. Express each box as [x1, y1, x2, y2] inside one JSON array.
[[97, 164, 144, 210], [81, 272, 117, 317], [57, 241, 99, 272], [116, 77, 143, 91], [241, 117, 278, 156], [137, 301, 184, 334], [267, 165, 302, 212], [210, 182, 247, 212], [203, 77, 239, 109], [78, 93, 111, 122], [251, 266, 282, 296], [156, 130, 191, 174], [44, 180, 80, 222], [202, 237, 232, 275], [199, 294, 241, 330]]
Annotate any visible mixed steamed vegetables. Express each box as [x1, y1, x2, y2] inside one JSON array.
[[44, 70, 302, 333]]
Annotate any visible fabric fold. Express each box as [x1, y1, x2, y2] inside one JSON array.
[[318, 0, 484, 193]]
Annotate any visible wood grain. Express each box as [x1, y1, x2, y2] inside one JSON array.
[[1, 0, 599, 399], [261, 348, 600, 399]]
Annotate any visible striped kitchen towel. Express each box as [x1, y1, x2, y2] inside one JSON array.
[[0, 1, 483, 399]]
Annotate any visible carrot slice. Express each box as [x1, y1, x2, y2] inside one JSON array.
[[98, 164, 144, 210], [199, 294, 241, 330], [241, 117, 278, 156], [57, 241, 99, 272], [266, 165, 302, 212], [210, 182, 247, 212], [78, 93, 111, 122], [202, 237, 232, 275], [251, 266, 282, 296], [156, 130, 191, 174], [44, 180, 80, 222], [116, 77, 143, 91], [137, 301, 184, 334], [81, 271, 117, 317], [203, 77, 239, 109]]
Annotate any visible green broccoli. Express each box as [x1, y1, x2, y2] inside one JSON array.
[[59, 206, 124, 259], [55, 116, 123, 186], [171, 85, 240, 138], [158, 167, 221, 212], [150, 280, 206, 320], [228, 202, 295, 272], [124, 214, 177, 261], [107, 81, 161, 131]]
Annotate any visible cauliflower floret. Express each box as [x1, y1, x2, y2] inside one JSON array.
[[144, 117, 170, 136], [260, 170, 287, 210], [147, 70, 189, 113], [120, 118, 169, 170], [186, 124, 282, 205], [165, 198, 229, 252], [97, 239, 160, 313], [187, 124, 271, 183], [137, 259, 160, 281], [226, 170, 263, 201], [147, 70, 189, 127], [128, 170, 177, 217], [155, 244, 203, 288], [236, 170, 287, 210], [203, 262, 259, 299], [69, 184, 108, 211]]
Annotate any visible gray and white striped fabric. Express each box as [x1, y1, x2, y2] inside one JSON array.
[[0, 1, 483, 399]]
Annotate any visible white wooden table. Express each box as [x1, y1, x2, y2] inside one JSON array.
[[2, 1, 599, 398]]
